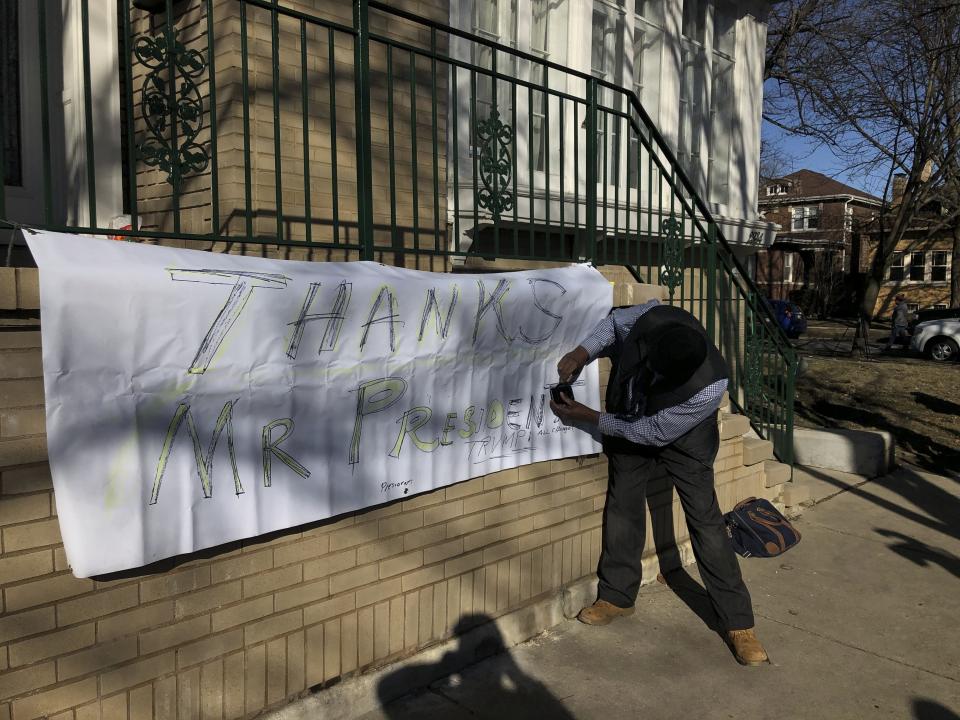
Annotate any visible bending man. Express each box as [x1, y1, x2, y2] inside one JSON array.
[[550, 298, 768, 666]]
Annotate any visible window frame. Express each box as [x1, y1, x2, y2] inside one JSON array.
[[783, 251, 794, 284], [791, 205, 821, 231], [888, 252, 905, 282], [590, 0, 626, 185], [530, 0, 550, 172], [682, 0, 707, 44], [931, 250, 949, 282], [908, 251, 926, 282], [707, 51, 734, 204], [471, 0, 518, 124], [628, 4, 664, 190]]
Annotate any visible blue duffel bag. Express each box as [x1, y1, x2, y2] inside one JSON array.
[[724, 497, 801, 558]]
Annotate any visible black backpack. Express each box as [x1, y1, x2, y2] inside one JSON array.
[[724, 497, 801, 558]]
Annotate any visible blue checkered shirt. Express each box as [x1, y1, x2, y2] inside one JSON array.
[[579, 299, 727, 447]]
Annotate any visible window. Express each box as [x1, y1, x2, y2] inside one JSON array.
[[0, 3, 21, 187], [792, 206, 820, 230], [889, 252, 905, 281], [634, 2, 663, 122], [629, 1, 664, 189], [677, 0, 713, 195], [707, 55, 734, 203], [909, 251, 925, 281], [782, 252, 794, 283], [783, 252, 794, 284], [934, 304, 948, 310], [766, 183, 789, 196], [908, 303, 920, 314], [932, 251, 949, 282], [678, 42, 707, 194], [591, 1, 625, 183], [682, 0, 706, 43], [531, 0, 549, 172], [707, 0, 736, 204], [472, 0, 517, 126], [714, 0, 737, 56]]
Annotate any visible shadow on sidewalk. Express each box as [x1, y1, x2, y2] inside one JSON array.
[[647, 487, 723, 634], [912, 698, 960, 719], [375, 614, 576, 720], [801, 465, 960, 545], [874, 529, 960, 580]]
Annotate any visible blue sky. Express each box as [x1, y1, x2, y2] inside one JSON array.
[[762, 120, 889, 198]]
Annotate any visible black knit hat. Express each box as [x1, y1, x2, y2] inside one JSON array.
[[646, 324, 708, 383]]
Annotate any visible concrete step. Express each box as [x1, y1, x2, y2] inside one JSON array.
[[781, 481, 812, 508], [719, 413, 750, 441], [743, 437, 774, 466], [793, 426, 895, 478], [764, 460, 791, 487]]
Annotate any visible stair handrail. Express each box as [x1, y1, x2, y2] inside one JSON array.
[[368, 0, 797, 365]]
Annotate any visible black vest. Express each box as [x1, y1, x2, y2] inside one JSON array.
[[603, 305, 728, 461]]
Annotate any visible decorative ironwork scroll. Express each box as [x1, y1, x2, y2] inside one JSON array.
[[743, 320, 769, 423], [659, 214, 685, 295], [476, 109, 514, 220], [744, 327, 764, 397], [135, 31, 208, 186]]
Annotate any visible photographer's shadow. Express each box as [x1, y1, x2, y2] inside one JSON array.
[[376, 614, 576, 719], [647, 482, 724, 634]]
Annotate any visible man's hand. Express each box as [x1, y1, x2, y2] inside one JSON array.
[[550, 393, 600, 427], [557, 346, 589, 383]]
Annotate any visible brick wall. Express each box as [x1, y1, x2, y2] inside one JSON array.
[[856, 236, 954, 317], [0, 270, 777, 719]]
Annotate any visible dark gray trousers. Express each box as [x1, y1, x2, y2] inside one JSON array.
[[597, 447, 755, 631]]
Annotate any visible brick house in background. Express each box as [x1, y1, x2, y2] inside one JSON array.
[[853, 173, 956, 319], [753, 169, 881, 317]]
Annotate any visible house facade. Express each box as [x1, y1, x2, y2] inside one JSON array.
[[853, 175, 955, 319], [3, 0, 777, 263], [861, 233, 955, 318], [448, 0, 778, 261], [0, 2, 795, 719], [754, 169, 882, 316]]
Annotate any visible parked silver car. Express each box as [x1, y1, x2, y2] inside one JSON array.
[[910, 318, 960, 361]]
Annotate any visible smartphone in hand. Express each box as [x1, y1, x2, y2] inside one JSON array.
[[550, 383, 574, 404]]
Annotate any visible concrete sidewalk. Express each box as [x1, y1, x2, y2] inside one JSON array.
[[359, 466, 960, 720]]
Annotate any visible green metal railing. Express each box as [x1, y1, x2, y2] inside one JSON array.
[[0, 0, 796, 465]]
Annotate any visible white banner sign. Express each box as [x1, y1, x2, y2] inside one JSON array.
[[27, 231, 612, 577]]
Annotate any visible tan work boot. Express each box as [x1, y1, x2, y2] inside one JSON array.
[[577, 599, 635, 626], [726, 628, 769, 666]]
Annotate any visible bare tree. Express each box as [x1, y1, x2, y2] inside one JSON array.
[[764, 0, 960, 352], [758, 135, 798, 187]]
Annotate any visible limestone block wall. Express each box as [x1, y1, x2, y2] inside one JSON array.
[[0, 272, 778, 719], [127, 0, 449, 271]]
